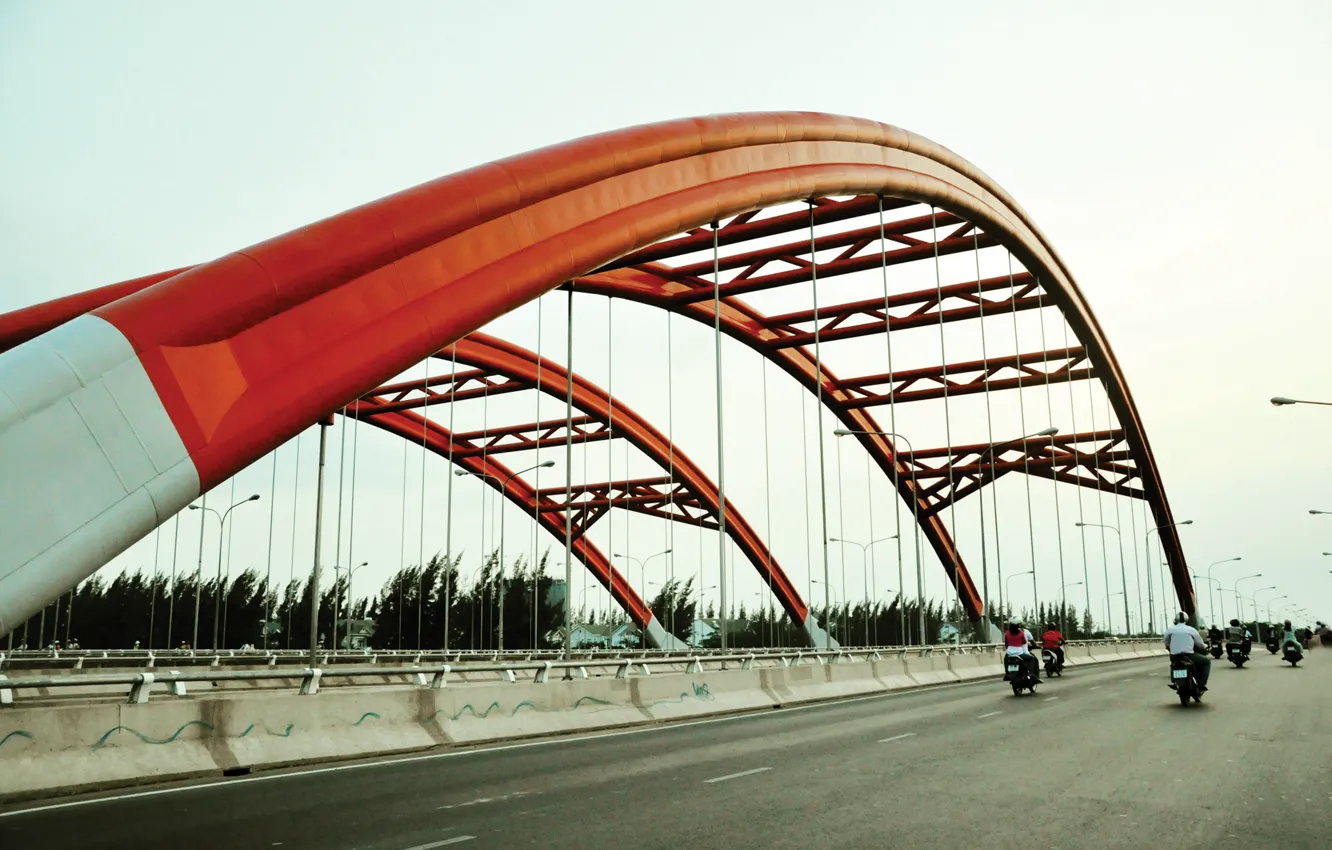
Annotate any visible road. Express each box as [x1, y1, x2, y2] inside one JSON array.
[[2, 649, 1327, 849]]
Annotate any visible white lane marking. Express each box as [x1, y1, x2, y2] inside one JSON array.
[[403, 838, 476, 850], [437, 791, 528, 810], [0, 657, 1166, 819], [977, 711, 1003, 719], [1043, 697, 1060, 702], [704, 767, 771, 784], [879, 733, 916, 743], [1089, 686, 1102, 690]]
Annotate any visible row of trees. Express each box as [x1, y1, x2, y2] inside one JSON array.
[[9, 549, 1111, 650]]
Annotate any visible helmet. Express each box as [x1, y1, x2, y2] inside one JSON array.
[[1230, 619, 1240, 627], [1174, 612, 1188, 624], [1007, 616, 1022, 626], [1284, 620, 1292, 629]]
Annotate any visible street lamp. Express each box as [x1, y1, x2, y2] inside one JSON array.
[[1005, 570, 1034, 616], [974, 426, 1059, 637], [1311, 510, 1332, 516], [829, 535, 898, 644], [1271, 396, 1332, 407], [1192, 573, 1221, 627], [1075, 521, 1132, 634], [1206, 557, 1243, 624], [188, 494, 261, 650], [455, 460, 555, 649], [614, 549, 672, 601], [1233, 574, 1263, 626], [1267, 595, 1288, 623], [833, 428, 921, 645], [811, 579, 842, 643], [330, 561, 368, 651], [1252, 586, 1277, 638], [1144, 519, 1192, 631]]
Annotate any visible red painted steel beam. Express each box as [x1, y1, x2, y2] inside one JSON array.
[[573, 267, 986, 620], [350, 401, 654, 630], [448, 334, 812, 627]]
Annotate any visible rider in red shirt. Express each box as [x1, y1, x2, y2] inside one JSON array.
[[1041, 624, 1065, 669]]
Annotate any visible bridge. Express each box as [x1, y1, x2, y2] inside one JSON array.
[[0, 112, 1198, 655], [1, 114, 1325, 842]]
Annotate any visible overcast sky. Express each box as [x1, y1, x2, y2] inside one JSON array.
[[3, 1, 1330, 639]]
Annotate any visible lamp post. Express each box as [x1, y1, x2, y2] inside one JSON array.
[[1102, 590, 1124, 633], [833, 428, 921, 645], [973, 427, 1059, 639], [615, 548, 672, 648], [188, 494, 261, 650], [811, 579, 841, 642], [1232, 574, 1263, 630], [1061, 581, 1084, 636], [1252, 586, 1277, 639], [455, 460, 555, 650], [1312, 509, 1332, 516], [1075, 522, 1132, 635], [1267, 595, 1288, 623], [1271, 396, 1332, 408], [1205, 557, 1242, 624], [829, 535, 898, 645], [1005, 570, 1034, 621], [331, 561, 368, 651], [1191, 573, 1221, 627], [1144, 519, 1192, 631]]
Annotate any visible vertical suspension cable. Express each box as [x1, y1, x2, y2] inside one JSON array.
[[330, 410, 347, 652], [1108, 393, 1135, 632], [168, 513, 181, 647], [835, 437, 847, 644], [397, 426, 409, 650], [761, 358, 775, 648], [930, 207, 959, 630], [1063, 319, 1093, 625], [878, 197, 908, 646], [1126, 453, 1144, 631], [1007, 254, 1039, 625], [418, 358, 430, 651], [606, 296, 615, 635], [711, 220, 730, 649], [665, 308, 677, 641], [809, 201, 833, 650], [562, 287, 575, 659], [800, 384, 813, 622], [532, 300, 543, 651], [864, 454, 876, 646], [1087, 355, 1113, 632], [263, 447, 278, 650], [479, 379, 491, 649], [285, 432, 303, 648], [149, 526, 161, 649], [443, 346, 457, 654], [222, 476, 235, 646], [974, 231, 998, 631], [1035, 273, 1068, 634], [346, 401, 361, 641]]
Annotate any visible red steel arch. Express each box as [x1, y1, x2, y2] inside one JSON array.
[[349, 332, 827, 647], [0, 112, 1194, 640]]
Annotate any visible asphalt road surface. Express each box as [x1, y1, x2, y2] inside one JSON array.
[[3, 649, 1327, 849]]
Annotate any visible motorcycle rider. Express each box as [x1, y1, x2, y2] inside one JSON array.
[[1002, 616, 1040, 683], [1224, 618, 1251, 659], [1041, 622, 1065, 670], [1207, 623, 1224, 651], [1279, 620, 1302, 654], [1164, 612, 1210, 691]]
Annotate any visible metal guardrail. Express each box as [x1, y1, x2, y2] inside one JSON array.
[[0, 639, 1159, 707]]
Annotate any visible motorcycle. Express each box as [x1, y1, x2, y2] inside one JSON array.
[[1006, 654, 1039, 696], [1042, 648, 1064, 678], [1208, 639, 1224, 659], [1169, 654, 1203, 706], [1282, 644, 1303, 667], [1265, 637, 1280, 655], [1225, 642, 1247, 668]]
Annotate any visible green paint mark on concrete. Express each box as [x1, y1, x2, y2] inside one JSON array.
[[239, 722, 294, 738], [571, 695, 613, 709], [92, 720, 214, 749], [647, 682, 715, 708], [432, 700, 537, 722], [351, 712, 381, 726], [0, 731, 34, 748]]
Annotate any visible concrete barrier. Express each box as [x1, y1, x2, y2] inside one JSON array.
[[0, 642, 1166, 803]]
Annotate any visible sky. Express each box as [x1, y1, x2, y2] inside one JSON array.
[[2, 1, 1330, 640]]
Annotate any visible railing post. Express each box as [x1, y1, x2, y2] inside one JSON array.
[[615, 660, 632, 680], [535, 661, 553, 684], [128, 672, 155, 704], [0, 674, 12, 707], [300, 668, 322, 695], [430, 665, 451, 689]]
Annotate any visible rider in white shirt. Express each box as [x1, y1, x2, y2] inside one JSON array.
[[1163, 612, 1210, 690]]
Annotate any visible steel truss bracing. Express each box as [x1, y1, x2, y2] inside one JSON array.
[[348, 333, 818, 646]]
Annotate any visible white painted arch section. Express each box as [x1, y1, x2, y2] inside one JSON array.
[[0, 315, 199, 637]]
